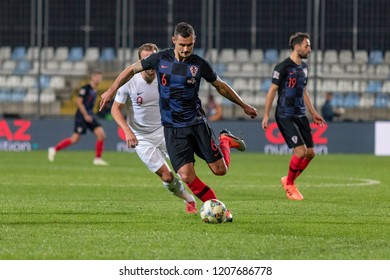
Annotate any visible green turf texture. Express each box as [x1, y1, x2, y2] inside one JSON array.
[[1, 151, 389, 260]]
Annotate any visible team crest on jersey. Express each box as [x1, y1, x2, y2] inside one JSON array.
[[190, 65, 198, 77]]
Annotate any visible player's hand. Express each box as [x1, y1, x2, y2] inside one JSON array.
[[312, 113, 326, 127], [99, 91, 112, 112], [261, 116, 269, 130], [84, 115, 93, 123], [125, 131, 138, 148], [244, 104, 258, 119]]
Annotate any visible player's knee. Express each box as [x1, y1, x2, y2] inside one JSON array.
[[211, 166, 227, 176], [161, 172, 174, 183], [307, 149, 315, 159]]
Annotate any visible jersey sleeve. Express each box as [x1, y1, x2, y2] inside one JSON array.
[[201, 59, 217, 83], [271, 62, 285, 86], [115, 81, 130, 104], [140, 52, 159, 70]]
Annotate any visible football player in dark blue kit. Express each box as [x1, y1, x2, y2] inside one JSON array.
[[49, 71, 109, 166], [262, 32, 325, 200], [100, 22, 257, 222]]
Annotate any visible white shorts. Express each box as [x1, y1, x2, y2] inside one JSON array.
[[134, 127, 170, 173]]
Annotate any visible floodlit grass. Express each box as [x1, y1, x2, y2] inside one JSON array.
[[1, 151, 390, 260]]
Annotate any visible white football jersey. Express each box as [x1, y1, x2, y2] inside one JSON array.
[[115, 73, 162, 138]]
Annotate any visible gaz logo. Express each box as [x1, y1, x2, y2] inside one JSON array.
[[0, 119, 31, 141], [265, 122, 328, 144]]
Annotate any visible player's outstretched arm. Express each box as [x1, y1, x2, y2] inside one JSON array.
[[211, 77, 257, 119], [99, 61, 143, 111]]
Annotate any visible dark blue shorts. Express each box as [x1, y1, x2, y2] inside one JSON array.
[[164, 123, 223, 172], [74, 116, 101, 135], [276, 116, 314, 149]]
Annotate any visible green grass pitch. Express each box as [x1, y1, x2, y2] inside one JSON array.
[[1, 151, 390, 260]]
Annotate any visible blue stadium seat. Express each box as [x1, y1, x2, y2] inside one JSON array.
[[11, 46, 27, 60], [13, 60, 32, 75], [263, 49, 279, 64], [374, 93, 389, 108], [365, 80, 382, 93], [331, 92, 344, 107], [368, 50, 384, 65], [38, 75, 51, 89], [68, 47, 84, 61], [343, 92, 360, 107], [11, 87, 28, 102], [99, 47, 116, 61], [259, 79, 272, 91], [214, 63, 226, 75]]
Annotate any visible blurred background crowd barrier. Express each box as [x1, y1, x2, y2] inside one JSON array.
[[0, 0, 389, 121]]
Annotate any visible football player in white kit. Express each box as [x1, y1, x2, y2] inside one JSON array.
[[111, 43, 197, 214]]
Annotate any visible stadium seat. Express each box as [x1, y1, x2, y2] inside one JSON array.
[[38, 75, 51, 89], [235, 49, 250, 63], [368, 50, 383, 65], [205, 48, 219, 63], [1, 60, 16, 74], [249, 49, 264, 63], [214, 63, 226, 75], [11, 46, 27, 60], [259, 78, 272, 92], [323, 50, 338, 64], [42, 61, 59, 75], [331, 92, 344, 107], [375, 65, 389, 77], [0, 46, 11, 60], [263, 49, 279, 64], [194, 48, 205, 57], [40, 47, 55, 61], [219, 48, 235, 63], [5, 75, 22, 87], [84, 47, 99, 62], [54, 47, 69, 61], [68, 47, 84, 61], [256, 63, 270, 77], [13, 60, 32, 75], [339, 50, 353, 64], [100, 47, 116, 61], [73, 61, 88, 75], [337, 80, 353, 92], [384, 51, 390, 64], [374, 93, 389, 108], [365, 80, 382, 94], [278, 49, 290, 61], [49, 76, 66, 89], [21, 75, 36, 88], [354, 50, 368, 64], [116, 48, 130, 61], [382, 81, 390, 93], [26, 47, 40, 60], [343, 92, 360, 107]]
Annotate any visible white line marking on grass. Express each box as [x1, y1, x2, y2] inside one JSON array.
[[302, 177, 381, 187]]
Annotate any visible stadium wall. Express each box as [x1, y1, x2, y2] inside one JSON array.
[[0, 118, 387, 155]]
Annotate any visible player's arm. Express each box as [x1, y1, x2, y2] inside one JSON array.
[[99, 61, 144, 111], [211, 77, 257, 119], [75, 96, 92, 122], [111, 100, 138, 148], [262, 83, 278, 130], [304, 88, 325, 126]]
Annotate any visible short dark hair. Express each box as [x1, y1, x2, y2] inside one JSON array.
[[174, 22, 195, 38], [289, 32, 310, 50], [138, 43, 159, 59]]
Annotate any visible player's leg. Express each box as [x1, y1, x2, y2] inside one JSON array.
[[48, 132, 80, 162], [219, 129, 246, 168], [92, 123, 108, 165], [136, 138, 197, 213], [156, 164, 197, 214], [294, 117, 316, 179], [276, 117, 305, 200]]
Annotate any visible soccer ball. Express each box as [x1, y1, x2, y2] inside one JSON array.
[[200, 199, 227, 224]]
